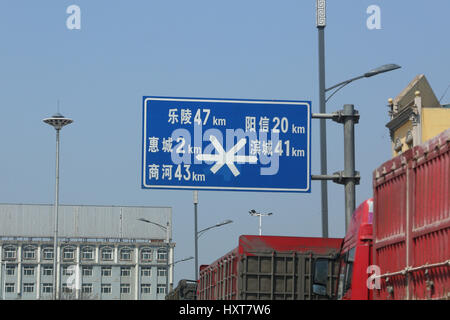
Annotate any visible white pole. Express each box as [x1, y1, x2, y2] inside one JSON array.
[[52, 129, 60, 300], [193, 191, 198, 281], [259, 215, 262, 236]]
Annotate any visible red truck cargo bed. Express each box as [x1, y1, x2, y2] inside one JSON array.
[[373, 128, 450, 300]]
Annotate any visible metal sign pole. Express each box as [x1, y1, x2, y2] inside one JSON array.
[[343, 104, 357, 230], [311, 106, 360, 232], [193, 191, 199, 281]]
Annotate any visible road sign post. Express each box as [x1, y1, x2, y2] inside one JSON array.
[[142, 97, 311, 193], [311, 105, 360, 232]]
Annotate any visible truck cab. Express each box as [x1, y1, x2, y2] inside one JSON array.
[[335, 198, 374, 300]]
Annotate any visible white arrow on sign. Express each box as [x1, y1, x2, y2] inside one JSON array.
[[196, 136, 257, 177]]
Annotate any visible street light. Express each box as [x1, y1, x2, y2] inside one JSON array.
[[197, 220, 233, 238], [137, 218, 171, 243], [168, 256, 194, 292], [319, 64, 401, 234], [43, 112, 73, 300], [317, 60, 401, 238], [325, 64, 401, 102], [249, 210, 273, 236], [137, 217, 172, 296], [194, 219, 233, 281], [170, 256, 194, 266]]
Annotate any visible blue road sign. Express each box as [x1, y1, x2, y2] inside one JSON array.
[[142, 97, 311, 192]]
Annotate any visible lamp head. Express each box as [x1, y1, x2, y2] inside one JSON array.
[[43, 113, 73, 130], [364, 64, 401, 78]]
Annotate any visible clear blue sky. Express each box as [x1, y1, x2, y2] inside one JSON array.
[[1, 1, 449, 284]]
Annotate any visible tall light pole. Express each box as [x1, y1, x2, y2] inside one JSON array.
[[316, 0, 328, 238], [137, 218, 172, 295], [43, 112, 73, 300], [249, 210, 273, 236]]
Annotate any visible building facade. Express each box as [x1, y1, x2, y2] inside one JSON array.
[[386, 74, 450, 156], [0, 204, 174, 300]]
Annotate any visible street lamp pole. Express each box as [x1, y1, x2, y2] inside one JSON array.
[[53, 128, 61, 300], [249, 210, 273, 236], [43, 113, 73, 300], [317, 0, 328, 238]]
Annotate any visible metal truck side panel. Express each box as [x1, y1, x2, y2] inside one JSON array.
[[373, 128, 450, 300]]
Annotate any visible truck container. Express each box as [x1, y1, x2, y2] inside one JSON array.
[[372, 127, 450, 300], [197, 235, 342, 300]]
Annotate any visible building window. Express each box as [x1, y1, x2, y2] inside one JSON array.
[[101, 266, 112, 277], [42, 248, 54, 260], [5, 283, 15, 293], [140, 248, 152, 262], [82, 266, 93, 276], [141, 284, 151, 294], [157, 267, 167, 277], [23, 246, 36, 260], [101, 284, 112, 294], [120, 284, 130, 294], [121, 267, 131, 277], [23, 265, 35, 276], [3, 246, 16, 260], [42, 283, 53, 294], [81, 247, 94, 260], [62, 284, 73, 293], [120, 248, 132, 261], [23, 283, 35, 293], [6, 265, 15, 275], [42, 266, 53, 276], [157, 284, 166, 294], [62, 266, 74, 276], [157, 248, 167, 261], [63, 247, 75, 260], [82, 284, 92, 294], [141, 267, 152, 277], [101, 247, 113, 261]]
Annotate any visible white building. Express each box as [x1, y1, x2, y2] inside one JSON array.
[[0, 204, 174, 300]]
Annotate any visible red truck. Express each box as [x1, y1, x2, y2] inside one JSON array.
[[197, 235, 342, 300], [337, 128, 450, 300]]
